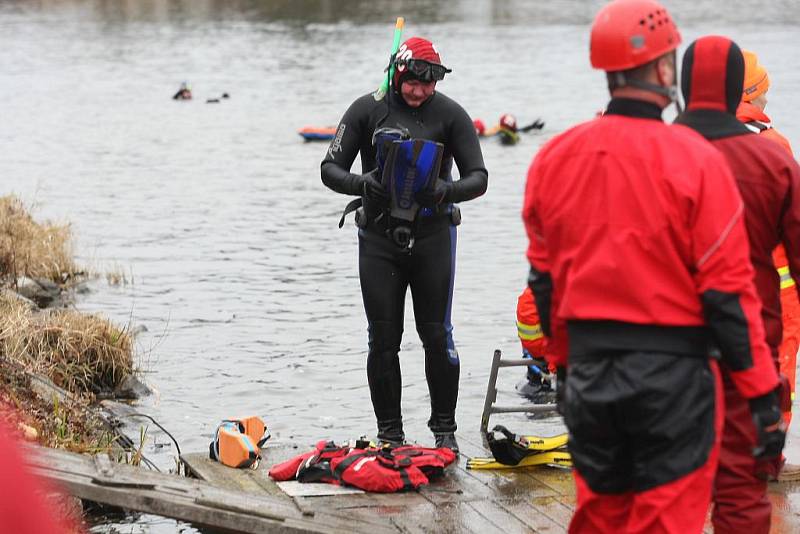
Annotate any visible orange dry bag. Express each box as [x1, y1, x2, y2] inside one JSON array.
[[209, 416, 270, 468]]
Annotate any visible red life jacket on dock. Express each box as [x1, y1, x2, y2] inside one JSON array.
[[269, 440, 456, 493]]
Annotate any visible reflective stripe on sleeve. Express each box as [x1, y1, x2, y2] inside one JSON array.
[[778, 266, 795, 290], [517, 321, 543, 341]]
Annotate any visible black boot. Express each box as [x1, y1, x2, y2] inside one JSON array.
[[376, 418, 405, 448], [434, 432, 460, 453], [429, 413, 458, 453]]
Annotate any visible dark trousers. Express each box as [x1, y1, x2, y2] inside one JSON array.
[[358, 225, 459, 434]]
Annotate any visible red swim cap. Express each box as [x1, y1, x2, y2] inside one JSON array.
[[393, 37, 443, 89]]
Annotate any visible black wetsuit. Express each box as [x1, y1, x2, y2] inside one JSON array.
[[321, 88, 487, 440]]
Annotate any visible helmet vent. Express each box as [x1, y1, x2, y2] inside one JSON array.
[[643, 10, 671, 31], [630, 35, 645, 49]]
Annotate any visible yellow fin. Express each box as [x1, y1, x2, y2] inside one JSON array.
[[467, 450, 572, 470]]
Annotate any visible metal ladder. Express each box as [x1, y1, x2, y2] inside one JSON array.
[[479, 349, 557, 445]]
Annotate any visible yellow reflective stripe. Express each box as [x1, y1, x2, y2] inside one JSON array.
[[778, 266, 795, 290], [517, 321, 543, 341]]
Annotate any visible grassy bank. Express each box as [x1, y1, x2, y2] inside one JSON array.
[[0, 195, 135, 450], [0, 195, 79, 286]]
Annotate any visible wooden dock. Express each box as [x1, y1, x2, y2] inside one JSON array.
[[180, 434, 579, 533], [26, 430, 800, 533], [25, 445, 393, 533]]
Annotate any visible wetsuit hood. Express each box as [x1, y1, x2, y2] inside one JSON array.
[[675, 36, 751, 140]]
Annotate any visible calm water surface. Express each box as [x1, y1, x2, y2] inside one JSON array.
[[1, 1, 798, 531]]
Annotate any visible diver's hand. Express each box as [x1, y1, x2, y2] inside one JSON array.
[[360, 169, 389, 206], [749, 389, 786, 460], [416, 179, 452, 207]]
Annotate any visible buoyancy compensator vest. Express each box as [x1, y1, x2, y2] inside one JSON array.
[[268, 440, 457, 492], [209, 416, 270, 469], [382, 136, 444, 249], [339, 127, 444, 251]]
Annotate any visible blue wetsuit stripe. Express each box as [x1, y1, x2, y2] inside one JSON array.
[[445, 224, 458, 364]]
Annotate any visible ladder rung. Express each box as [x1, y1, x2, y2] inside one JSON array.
[[489, 404, 557, 414], [497, 359, 539, 367]]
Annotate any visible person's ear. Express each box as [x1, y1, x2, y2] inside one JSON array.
[[656, 54, 676, 88]]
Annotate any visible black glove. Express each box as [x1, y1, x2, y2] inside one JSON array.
[[415, 179, 452, 208], [749, 389, 786, 460], [555, 366, 567, 415], [360, 168, 389, 206]]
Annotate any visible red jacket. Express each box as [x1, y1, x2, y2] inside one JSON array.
[[707, 136, 800, 355], [523, 98, 778, 399], [676, 37, 800, 361]]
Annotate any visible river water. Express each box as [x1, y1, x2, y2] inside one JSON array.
[[1, 0, 798, 531]]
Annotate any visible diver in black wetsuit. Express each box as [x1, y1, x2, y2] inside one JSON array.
[[320, 37, 488, 453]]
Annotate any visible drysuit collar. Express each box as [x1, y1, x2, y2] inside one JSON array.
[[675, 35, 751, 140], [604, 98, 663, 121]]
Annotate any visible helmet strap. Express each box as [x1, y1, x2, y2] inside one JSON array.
[[615, 73, 681, 113]]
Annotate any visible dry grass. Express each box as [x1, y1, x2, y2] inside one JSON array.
[[0, 292, 133, 395], [0, 195, 80, 287], [105, 263, 132, 286]]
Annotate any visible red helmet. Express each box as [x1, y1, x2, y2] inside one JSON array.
[[499, 113, 517, 132], [590, 0, 681, 72]]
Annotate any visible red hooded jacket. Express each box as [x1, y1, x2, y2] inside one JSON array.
[[676, 36, 800, 360], [523, 95, 778, 400]]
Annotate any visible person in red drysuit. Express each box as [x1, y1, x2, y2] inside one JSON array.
[[735, 49, 799, 435], [522, 2, 785, 533], [675, 36, 800, 533]]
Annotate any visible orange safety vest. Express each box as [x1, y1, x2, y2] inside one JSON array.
[[775, 246, 799, 425]]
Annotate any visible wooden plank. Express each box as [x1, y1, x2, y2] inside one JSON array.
[[526, 468, 576, 497], [181, 452, 275, 494], [365, 501, 440, 534], [457, 432, 560, 499], [294, 493, 393, 512], [371, 501, 500, 534], [418, 464, 497, 505], [467, 499, 535, 534], [276, 481, 363, 497], [183, 443, 342, 499], [25, 446, 396, 534], [185, 448, 430, 524], [496, 500, 567, 534], [448, 502, 507, 534], [529, 496, 575, 527]]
